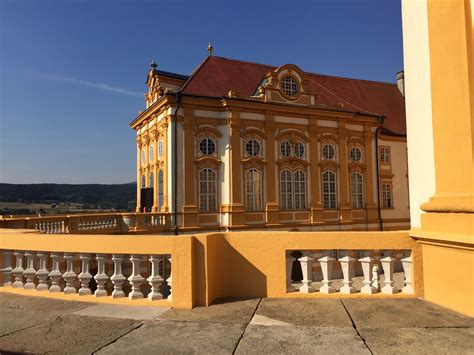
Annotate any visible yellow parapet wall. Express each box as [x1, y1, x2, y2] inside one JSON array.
[[0, 229, 194, 309], [2, 228, 473, 317]]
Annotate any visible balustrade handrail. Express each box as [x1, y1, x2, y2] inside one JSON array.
[[0, 212, 173, 234]]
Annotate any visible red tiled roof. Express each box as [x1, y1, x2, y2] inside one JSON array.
[[181, 56, 406, 135]]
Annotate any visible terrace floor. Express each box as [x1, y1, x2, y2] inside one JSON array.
[[0, 293, 473, 354]]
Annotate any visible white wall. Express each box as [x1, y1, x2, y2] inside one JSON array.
[[401, 0, 436, 228]]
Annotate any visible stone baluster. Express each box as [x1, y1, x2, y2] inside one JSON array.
[[36, 253, 50, 291], [148, 255, 164, 300], [12, 252, 25, 288], [128, 255, 145, 299], [23, 252, 36, 289], [339, 255, 356, 294], [94, 254, 109, 297], [1, 250, 13, 286], [166, 256, 172, 300], [371, 264, 380, 291], [78, 254, 92, 295], [111, 254, 126, 298], [286, 252, 295, 292], [49, 254, 62, 292], [318, 256, 335, 294], [63, 253, 77, 294], [381, 256, 398, 294], [359, 255, 377, 294], [401, 256, 414, 294], [298, 256, 315, 293]]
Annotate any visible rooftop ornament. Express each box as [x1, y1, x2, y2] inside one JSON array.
[[207, 42, 214, 56]]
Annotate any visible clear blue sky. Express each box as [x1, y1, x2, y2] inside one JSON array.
[[0, 0, 403, 184]]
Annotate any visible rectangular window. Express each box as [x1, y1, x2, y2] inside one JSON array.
[[294, 170, 306, 209], [199, 168, 217, 212], [280, 170, 293, 210], [158, 171, 164, 208], [350, 173, 364, 209], [245, 169, 262, 211], [322, 171, 337, 209], [380, 146, 391, 163], [382, 183, 393, 208]]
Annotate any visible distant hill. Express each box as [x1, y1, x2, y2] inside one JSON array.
[[0, 183, 136, 213]]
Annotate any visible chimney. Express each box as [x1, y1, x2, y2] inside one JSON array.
[[396, 70, 405, 97]]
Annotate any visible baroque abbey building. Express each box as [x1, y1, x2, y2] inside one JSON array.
[[130, 54, 409, 232]]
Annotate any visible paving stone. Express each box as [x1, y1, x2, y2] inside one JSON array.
[[0, 314, 141, 354], [342, 299, 474, 328], [255, 298, 353, 327], [97, 320, 245, 355], [235, 325, 370, 355], [72, 304, 170, 320], [0, 293, 91, 337], [159, 297, 259, 324], [0, 292, 90, 313], [360, 327, 474, 354]]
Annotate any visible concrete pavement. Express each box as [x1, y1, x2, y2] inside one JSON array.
[[0, 293, 473, 354]]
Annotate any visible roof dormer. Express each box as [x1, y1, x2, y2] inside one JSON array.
[[253, 64, 316, 106]]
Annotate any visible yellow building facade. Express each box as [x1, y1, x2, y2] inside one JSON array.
[[130, 57, 410, 232]]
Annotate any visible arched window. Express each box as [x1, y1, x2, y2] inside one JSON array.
[[158, 170, 164, 208], [280, 169, 293, 210], [199, 168, 217, 212], [141, 175, 146, 188], [149, 172, 154, 188], [351, 172, 364, 209], [149, 145, 154, 162], [322, 170, 337, 209], [245, 168, 262, 211], [158, 140, 164, 159], [294, 170, 306, 209]]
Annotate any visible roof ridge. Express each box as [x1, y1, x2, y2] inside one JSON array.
[[310, 78, 381, 116], [212, 55, 396, 86], [212, 56, 275, 70], [179, 56, 212, 93], [308, 72, 397, 86]]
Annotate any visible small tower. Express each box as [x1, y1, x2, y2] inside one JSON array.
[[207, 42, 214, 56]]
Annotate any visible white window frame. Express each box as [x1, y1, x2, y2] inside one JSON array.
[[245, 139, 261, 157], [149, 172, 154, 188], [350, 147, 362, 162], [322, 144, 336, 160], [158, 170, 164, 208], [245, 168, 263, 211], [322, 170, 337, 209], [280, 169, 293, 210], [199, 138, 216, 156], [294, 169, 306, 209], [381, 182, 393, 208], [294, 142, 305, 158], [380, 146, 391, 163], [281, 76, 298, 96], [199, 168, 217, 212], [280, 141, 292, 158], [350, 172, 364, 209]]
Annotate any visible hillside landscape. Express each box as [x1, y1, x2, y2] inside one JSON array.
[[0, 183, 136, 215]]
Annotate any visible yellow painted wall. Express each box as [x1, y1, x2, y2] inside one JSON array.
[[420, 242, 474, 316]]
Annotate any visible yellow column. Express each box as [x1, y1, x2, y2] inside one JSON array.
[[309, 118, 323, 222], [363, 126, 378, 221], [152, 130, 158, 212], [135, 135, 142, 212], [408, 0, 474, 317], [264, 113, 279, 225], [228, 110, 245, 226], [181, 107, 198, 227], [162, 121, 169, 212], [338, 123, 351, 222]]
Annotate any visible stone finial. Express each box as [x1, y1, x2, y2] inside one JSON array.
[[207, 42, 214, 56], [228, 89, 237, 98], [150, 60, 157, 70]]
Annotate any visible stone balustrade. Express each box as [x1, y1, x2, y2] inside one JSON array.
[[1, 250, 172, 301], [0, 212, 172, 234], [287, 249, 414, 295]]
